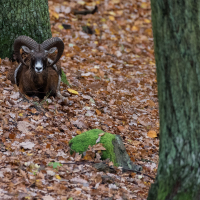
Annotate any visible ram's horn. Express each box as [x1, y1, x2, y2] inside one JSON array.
[[14, 35, 39, 66], [41, 37, 64, 67]]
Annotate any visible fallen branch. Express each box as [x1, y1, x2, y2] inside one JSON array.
[[122, 167, 155, 180], [62, 161, 155, 180]]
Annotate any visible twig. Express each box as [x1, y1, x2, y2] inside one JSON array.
[[122, 167, 155, 180], [19, 92, 46, 113], [105, 53, 117, 57], [40, 90, 52, 105], [62, 161, 154, 180], [62, 161, 97, 165]]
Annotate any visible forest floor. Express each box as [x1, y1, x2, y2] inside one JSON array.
[[0, 0, 159, 199]]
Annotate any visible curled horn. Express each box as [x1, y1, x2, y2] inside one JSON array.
[[41, 37, 64, 67], [14, 36, 39, 66]]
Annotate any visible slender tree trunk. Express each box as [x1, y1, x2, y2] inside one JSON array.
[[148, 1, 200, 200], [0, 0, 52, 59]]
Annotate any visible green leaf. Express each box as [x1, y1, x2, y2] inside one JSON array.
[[94, 76, 100, 80], [68, 198, 73, 200], [48, 162, 62, 169], [120, 44, 124, 52], [53, 162, 62, 169], [61, 69, 70, 86], [90, 98, 95, 104]]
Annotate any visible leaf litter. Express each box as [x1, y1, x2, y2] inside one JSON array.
[[0, 0, 159, 199]]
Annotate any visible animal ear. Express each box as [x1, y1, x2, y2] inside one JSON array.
[[22, 46, 31, 53], [47, 47, 57, 54]]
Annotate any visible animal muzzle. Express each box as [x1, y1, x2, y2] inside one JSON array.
[[35, 61, 43, 73]]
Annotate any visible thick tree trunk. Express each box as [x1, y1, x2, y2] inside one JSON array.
[[148, 1, 200, 200], [0, 0, 52, 59]]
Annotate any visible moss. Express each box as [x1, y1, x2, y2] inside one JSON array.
[[69, 129, 117, 165]]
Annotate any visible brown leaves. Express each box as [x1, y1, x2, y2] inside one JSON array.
[[93, 143, 106, 151], [138, 116, 152, 127], [117, 125, 126, 133], [0, 0, 159, 199], [17, 121, 35, 134], [83, 143, 106, 161], [146, 100, 155, 108]]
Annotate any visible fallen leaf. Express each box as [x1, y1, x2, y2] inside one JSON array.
[[75, 153, 82, 161], [117, 10, 123, 16], [43, 196, 54, 200], [112, 0, 120, 3], [99, 132, 105, 136], [52, 11, 59, 19], [117, 126, 126, 132], [109, 16, 115, 21], [58, 24, 64, 30], [77, 0, 85, 5], [9, 133, 15, 139], [96, 136, 101, 143], [10, 92, 20, 99], [144, 18, 151, 23], [116, 51, 122, 57], [17, 121, 35, 134], [36, 126, 43, 131], [37, 172, 45, 179], [83, 147, 95, 161], [147, 130, 157, 138], [147, 100, 155, 107], [70, 177, 88, 185], [67, 89, 79, 95], [92, 143, 106, 151], [145, 28, 152, 36], [96, 109, 101, 115], [76, 130, 82, 135], [19, 169, 27, 180], [131, 26, 139, 32], [141, 2, 149, 9], [20, 141, 35, 150], [138, 116, 151, 127], [64, 7, 71, 14], [55, 174, 61, 180], [47, 170, 56, 176], [109, 11, 116, 16], [95, 28, 100, 35]]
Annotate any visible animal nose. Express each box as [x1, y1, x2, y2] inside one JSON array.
[[36, 67, 42, 71]]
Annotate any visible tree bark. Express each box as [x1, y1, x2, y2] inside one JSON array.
[[0, 0, 52, 59], [148, 1, 200, 200]]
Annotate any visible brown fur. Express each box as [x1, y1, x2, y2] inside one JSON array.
[[7, 67, 16, 84], [8, 52, 61, 99]]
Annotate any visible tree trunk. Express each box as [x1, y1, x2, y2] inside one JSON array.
[[148, 1, 200, 200], [0, 0, 52, 59]]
